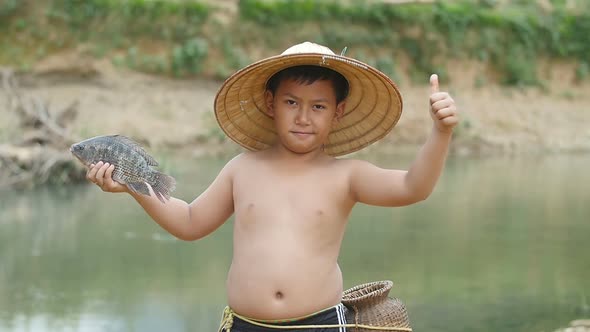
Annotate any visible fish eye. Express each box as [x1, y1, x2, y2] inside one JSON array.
[[76, 145, 84, 151]]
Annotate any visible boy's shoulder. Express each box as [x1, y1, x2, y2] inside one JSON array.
[[222, 150, 265, 172], [225, 151, 372, 175], [333, 157, 376, 174], [231, 150, 266, 163], [241, 151, 370, 172]]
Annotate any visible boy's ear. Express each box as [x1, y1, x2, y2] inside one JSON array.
[[334, 101, 346, 122], [264, 90, 274, 117]]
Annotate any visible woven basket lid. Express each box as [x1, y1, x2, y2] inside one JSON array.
[[342, 281, 412, 331], [214, 42, 403, 156]]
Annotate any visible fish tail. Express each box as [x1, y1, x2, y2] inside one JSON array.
[[127, 181, 150, 196], [150, 171, 176, 203]]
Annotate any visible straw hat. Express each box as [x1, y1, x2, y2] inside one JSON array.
[[214, 42, 403, 156], [342, 280, 412, 332]]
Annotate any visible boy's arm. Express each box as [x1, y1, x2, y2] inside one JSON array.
[[349, 74, 458, 207], [87, 157, 236, 241]]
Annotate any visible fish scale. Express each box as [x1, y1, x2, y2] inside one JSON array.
[[70, 135, 176, 203]]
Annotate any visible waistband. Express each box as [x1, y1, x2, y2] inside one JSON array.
[[218, 305, 414, 332], [218, 304, 348, 332]]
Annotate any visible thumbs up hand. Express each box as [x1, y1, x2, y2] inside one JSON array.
[[429, 74, 459, 133]]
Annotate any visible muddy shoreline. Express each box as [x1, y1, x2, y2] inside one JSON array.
[[1, 57, 590, 188]]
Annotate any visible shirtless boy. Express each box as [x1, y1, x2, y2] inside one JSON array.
[[86, 42, 458, 331]]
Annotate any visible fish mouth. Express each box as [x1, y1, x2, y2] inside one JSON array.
[[71, 154, 88, 166], [70, 147, 90, 167]]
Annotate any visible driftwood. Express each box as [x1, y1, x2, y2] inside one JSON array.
[[554, 319, 590, 332], [0, 68, 85, 189]]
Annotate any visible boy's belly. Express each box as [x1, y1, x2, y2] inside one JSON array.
[[225, 256, 344, 320]]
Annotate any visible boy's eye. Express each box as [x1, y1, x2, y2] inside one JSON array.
[[313, 105, 326, 110], [286, 99, 297, 105]]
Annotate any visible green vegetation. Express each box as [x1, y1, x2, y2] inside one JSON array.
[[0, 0, 211, 76], [237, 0, 590, 86], [1, 0, 589, 85]]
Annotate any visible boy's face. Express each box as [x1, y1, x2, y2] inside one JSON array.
[[265, 78, 345, 155]]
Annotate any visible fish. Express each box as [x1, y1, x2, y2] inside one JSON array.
[[70, 135, 176, 203]]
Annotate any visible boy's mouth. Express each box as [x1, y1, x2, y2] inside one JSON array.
[[291, 131, 314, 138]]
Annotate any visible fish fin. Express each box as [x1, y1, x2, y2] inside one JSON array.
[[150, 171, 176, 203], [110, 135, 159, 166], [127, 181, 150, 196]]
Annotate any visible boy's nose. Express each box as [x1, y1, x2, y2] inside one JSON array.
[[295, 108, 311, 125]]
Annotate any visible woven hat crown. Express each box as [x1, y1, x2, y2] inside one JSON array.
[[281, 42, 335, 56], [214, 42, 403, 156]]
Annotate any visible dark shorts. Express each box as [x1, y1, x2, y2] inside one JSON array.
[[220, 304, 348, 332]]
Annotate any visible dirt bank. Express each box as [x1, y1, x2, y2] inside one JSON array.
[[2, 53, 589, 158]]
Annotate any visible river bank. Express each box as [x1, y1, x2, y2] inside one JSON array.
[[2, 0, 590, 163], [2, 52, 589, 159]]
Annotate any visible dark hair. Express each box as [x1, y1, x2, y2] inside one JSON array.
[[265, 65, 349, 104]]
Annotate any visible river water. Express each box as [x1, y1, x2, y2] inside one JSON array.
[[1, 153, 589, 332]]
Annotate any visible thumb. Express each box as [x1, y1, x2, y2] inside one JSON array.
[[430, 74, 439, 94]]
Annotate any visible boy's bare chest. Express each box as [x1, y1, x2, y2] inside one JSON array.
[[232, 167, 351, 224]]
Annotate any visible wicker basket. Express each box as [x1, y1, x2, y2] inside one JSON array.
[[342, 281, 412, 332]]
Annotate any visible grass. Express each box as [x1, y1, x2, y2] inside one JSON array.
[[1, 0, 590, 86]]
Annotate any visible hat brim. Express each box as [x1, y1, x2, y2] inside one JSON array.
[[214, 53, 403, 156]]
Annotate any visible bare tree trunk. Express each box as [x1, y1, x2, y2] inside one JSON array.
[[0, 68, 85, 189]]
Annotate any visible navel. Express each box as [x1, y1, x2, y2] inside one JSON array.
[[275, 291, 284, 300]]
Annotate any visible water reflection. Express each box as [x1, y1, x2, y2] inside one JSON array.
[[0, 154, 589, 332]]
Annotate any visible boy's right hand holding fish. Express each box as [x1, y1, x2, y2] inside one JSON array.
[[87, 161, 127, 193]]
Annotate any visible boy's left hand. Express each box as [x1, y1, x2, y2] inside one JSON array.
[[429, 74, 459, 133]]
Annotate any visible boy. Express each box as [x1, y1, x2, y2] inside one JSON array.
[[86, 42, 458, 331]]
